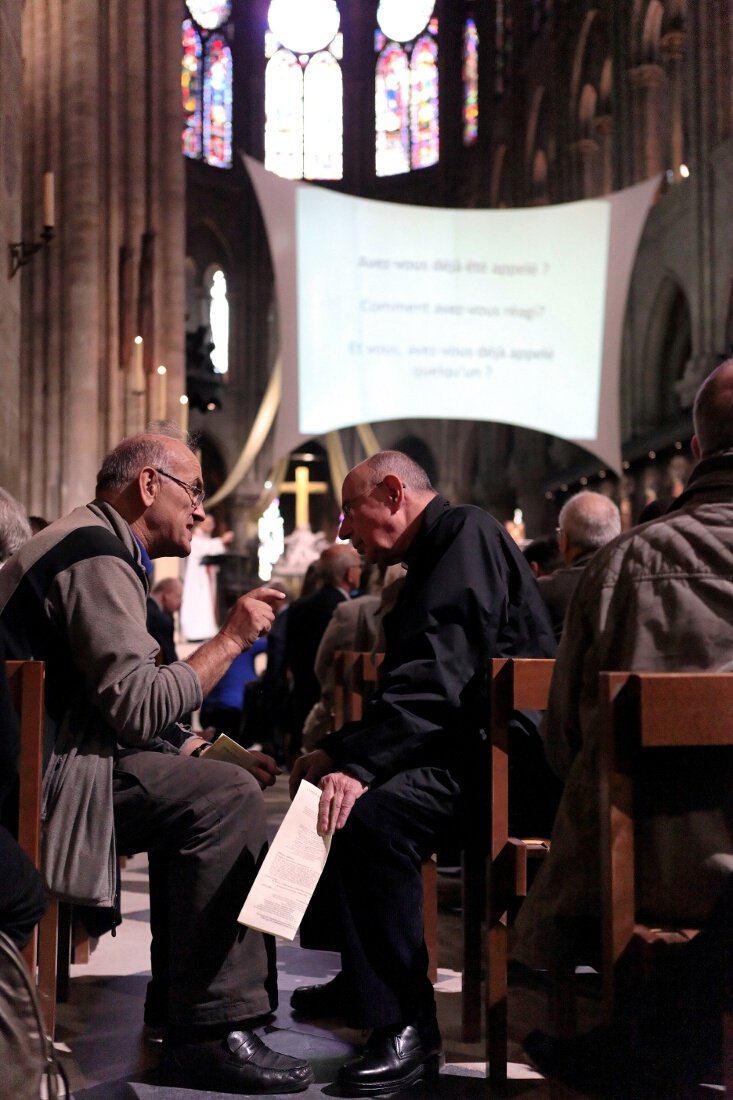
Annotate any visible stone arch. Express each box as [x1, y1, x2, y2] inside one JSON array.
[[642, 1, 665, 63], [639, 275, 692, 428]]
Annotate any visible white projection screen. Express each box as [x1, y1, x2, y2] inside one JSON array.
[[244, 155, 660, 474]]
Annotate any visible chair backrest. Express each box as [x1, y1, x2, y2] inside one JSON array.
[[489, 657, 555, 859], [598, 670, 733, 1016], [332, 650, 383, 729], [5, 661, 45, 868]]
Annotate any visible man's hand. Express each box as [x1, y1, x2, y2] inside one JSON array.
[[219, 587, 285, 651], [246, 749, 281, 790], [289, 748, 333, 799], [317, 771, 366, 835]]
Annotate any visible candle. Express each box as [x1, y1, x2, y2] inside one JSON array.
[[43, 172, 54, 228], [179, 394, 189, 433], [131, 335, 144, 393], [156, 365, 167, 419]]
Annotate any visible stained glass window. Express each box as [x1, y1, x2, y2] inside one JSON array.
[[264, 51, 304, 179], [304, 52, 343, 180], [203, 37, 232, 168], [375, 44, 410, 176], [182, 20, 202, 158], [462, 18, 479, 145], [264, 1, 343, 181], [410, 34, 439, 169], [181, 2, 233, 168], [375, 6, 439, 177]]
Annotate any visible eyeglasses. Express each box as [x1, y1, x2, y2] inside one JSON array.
[[341, 481, 384, 521], [154, 467, 205, 507]]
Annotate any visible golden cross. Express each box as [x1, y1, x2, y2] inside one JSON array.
[[279, 465, 329, 528]]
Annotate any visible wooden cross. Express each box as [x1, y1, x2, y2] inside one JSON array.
[[279, 465, 329, 528]]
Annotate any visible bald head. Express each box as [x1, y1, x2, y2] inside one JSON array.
[[96, 427, 196, 496], [339, 451, 437, 564], [558, 490, 621, 563], [692, 359, 733, 458], [318, 543, 361, 590]]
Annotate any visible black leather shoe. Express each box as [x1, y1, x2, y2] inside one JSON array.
[[291, 973, 355, 1021], [161, 1029, 315, 1094], [337, 1019, 442, 1095]]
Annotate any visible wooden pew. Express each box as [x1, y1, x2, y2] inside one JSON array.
[[7, 660, 59, 1038], [598, 670, 733, 1094], [481, 657, 555, 1080]]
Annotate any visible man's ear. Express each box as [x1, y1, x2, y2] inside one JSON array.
[[691, 434, 701, 461], [381, 473, 404, 507], [138, 466, 158, 507]]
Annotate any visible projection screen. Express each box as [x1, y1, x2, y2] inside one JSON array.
[[244, 155, 660, 475]]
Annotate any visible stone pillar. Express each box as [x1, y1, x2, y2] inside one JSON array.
[[594, 114, 613, 195], [628, 64, 669, 180], [661, 31, 686, 179], [569, 137, 601, 198]]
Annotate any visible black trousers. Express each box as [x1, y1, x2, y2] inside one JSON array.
[[113, 751, 277, 1030], [0, 825, 46, 948], [302, 766, 462, 1028]]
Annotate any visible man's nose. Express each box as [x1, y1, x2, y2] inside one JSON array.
[[338, 515, 351, 540], [194, 502, 206, 523]]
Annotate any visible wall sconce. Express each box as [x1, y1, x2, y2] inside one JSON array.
[[8, 172, 55, 279]]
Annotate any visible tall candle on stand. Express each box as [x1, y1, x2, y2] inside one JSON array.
[[43, 172, 54, 228], [132, 336, 144, 393], [179, 394, 189, 433], [156, 365, 167, 419]]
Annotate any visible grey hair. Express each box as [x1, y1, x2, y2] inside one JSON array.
[[0, 488, 32, 563], [558, 490, 621, 551], [363, 451, 433, 493], [319, 543, 361, 584], [95, 425, 196, 495]]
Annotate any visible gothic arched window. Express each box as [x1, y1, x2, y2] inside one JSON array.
[[264, 0, 343, 181], [375, 44, 410, 176], [462, 18, 479, 145], [375, 3, 439, 177], [181, 1, 233, 168]]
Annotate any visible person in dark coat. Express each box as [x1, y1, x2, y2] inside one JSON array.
[[289, 450, 556, 1097]]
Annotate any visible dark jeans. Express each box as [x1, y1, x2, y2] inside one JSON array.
[[301, 766, 461, 1028], [113, 751, 277, 1030], [0, 825, 46, 948]]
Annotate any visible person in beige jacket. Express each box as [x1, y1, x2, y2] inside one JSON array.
[[513, 359, 733, 974]]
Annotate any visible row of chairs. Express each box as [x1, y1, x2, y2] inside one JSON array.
[[332, 651, 733, 1092], [10, 653, 733, 1096]]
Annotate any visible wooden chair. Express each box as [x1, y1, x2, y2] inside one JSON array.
[[6, 660, 59, 1038], [598, 670, 733, 1093], [330, 651, 438, 984], [480, 657, 555, 1080]]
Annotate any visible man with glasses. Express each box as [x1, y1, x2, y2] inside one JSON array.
[[0, 426, 314, 1095], [290, 450, 555, 1096]]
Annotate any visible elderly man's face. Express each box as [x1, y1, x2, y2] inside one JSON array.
[[339, 469, 399, 564], [147, 442, 206, 557]]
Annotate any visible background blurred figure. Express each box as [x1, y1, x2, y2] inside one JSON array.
[[523, 534, 563, 579], [147, 577, 184, 666], [0, 489, 31, 566], [538, 491, 621, 640], [179, 514, 233, 641]]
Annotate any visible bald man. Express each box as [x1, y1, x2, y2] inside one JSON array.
[[289, 451, 555, 1095], [0, 426, 313, 1094], [538, 490, 621, 639], [513, 359, 733, 986]]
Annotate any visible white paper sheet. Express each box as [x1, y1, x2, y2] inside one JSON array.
[[238, 780, 331, 941]]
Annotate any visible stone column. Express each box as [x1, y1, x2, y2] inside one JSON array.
[[627, 64, 669, 180]]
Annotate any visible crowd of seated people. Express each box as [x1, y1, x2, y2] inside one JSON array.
[[2, 360, 733, 1098]]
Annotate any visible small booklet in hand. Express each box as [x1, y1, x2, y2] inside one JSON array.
[[201, 733, 257, 769]]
